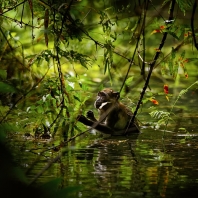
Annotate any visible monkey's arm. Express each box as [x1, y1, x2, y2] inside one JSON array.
[[77, 115, 140, 135], [77, 115, 114, 134]]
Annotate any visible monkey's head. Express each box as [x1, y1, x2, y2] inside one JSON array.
[[94, 88, 120, 110]]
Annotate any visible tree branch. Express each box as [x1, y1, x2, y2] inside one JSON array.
[[127, 0, 176, 133], [119, 0, 150, 93], [191, 0, 198, 50]]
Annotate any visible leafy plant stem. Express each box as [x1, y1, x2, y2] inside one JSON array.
[[163, 81, 198, 139], [129, 0, 176, 131], [0, 69, 49, 124]]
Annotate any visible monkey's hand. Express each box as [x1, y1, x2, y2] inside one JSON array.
[[86, 110, 97, 122]]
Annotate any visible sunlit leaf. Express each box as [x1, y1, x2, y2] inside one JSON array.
[[180, 139, 186, 144], [125, 76, 134, 86], [150, 98, 159, 105], [165, 95, 169, 101], [178, 127, 187, 132]]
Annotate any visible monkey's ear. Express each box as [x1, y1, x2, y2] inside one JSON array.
[[112, 92, 120, 99]]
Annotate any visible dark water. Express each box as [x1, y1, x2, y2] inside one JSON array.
[[69, 131, 198, 198], [17, 123, 198, 198]]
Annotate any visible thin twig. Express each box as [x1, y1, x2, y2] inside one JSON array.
[[37, 0, 133, 63], [0, 0, 27, 15], [137, 50, 150, 64], [191, 0, 198, 50], [119, 0, 150, 93], [0, 14, 39, 28]]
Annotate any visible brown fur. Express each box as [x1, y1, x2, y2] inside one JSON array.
[[78, 88, 140, 135], [94, 88, 138, 131]]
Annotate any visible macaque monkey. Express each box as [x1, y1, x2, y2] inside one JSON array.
[[78, 88, 140, 135]]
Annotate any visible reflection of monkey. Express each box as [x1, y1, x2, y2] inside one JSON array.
[[78, 88, 140, 135]]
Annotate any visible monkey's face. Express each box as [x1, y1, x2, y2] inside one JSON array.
[[94, 89, 120, 110]]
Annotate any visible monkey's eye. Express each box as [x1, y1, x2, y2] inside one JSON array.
[[97, 96, 106, 101]]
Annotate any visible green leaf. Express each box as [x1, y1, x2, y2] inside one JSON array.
[[162, 0, 171, 7], [180, 50, 185, 59], [173, 64, 179, 78], [176, 0, 193, 15], [168, 58, 173, 75], [185, 58, 198, 62], [73, 95, 81, 102], [180, 139, 186, 144], [168, 31, 180, 40], [0, 82, 17, 93], [125, 76, 134, 86]]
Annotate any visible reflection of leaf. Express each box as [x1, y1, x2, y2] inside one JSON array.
[[0, 82, 16, 93]]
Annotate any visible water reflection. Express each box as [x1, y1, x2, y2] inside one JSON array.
[[74, 135, 144, 197], [64, 128, 198, 198], [16, 125, 198, 198]]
